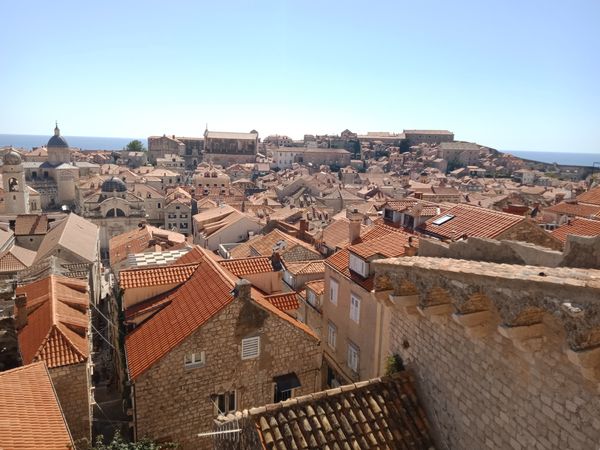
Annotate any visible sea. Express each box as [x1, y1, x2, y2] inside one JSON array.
[[502, 150, 599, 167], [0, 134, 142, 151]]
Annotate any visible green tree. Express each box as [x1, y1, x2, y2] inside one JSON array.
[[79, 432, 177, 450], [125, 140, 146, 152]]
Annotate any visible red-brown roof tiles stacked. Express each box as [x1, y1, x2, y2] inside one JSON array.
[[119, 263, 199, 289]]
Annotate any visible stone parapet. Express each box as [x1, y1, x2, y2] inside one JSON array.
[[374, 256, 600, 381]]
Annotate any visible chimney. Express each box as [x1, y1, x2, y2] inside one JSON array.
[[404, 236, 418, 257], [15, 293, 27, 330], [299, 219, 308, 235], [346, 207, 363, 244], [232, 279, 252, 301]]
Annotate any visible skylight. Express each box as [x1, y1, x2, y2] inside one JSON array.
[[432, 214, 455, 225]]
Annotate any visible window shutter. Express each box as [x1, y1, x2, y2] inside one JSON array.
[[241, 336, 260, 360]]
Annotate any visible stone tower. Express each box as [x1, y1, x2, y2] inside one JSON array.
[[47, 122, 71, 165], [2, 150, 30, 214]]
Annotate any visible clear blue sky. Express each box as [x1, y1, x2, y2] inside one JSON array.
[[1, 0, 599, 152]]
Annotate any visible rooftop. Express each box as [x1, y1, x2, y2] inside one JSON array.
[[551, 217, 600, 243], [220, 371, 433, 450], [0, 362, 74, 450], [119, 263, 199, 289], [17, 275, 89, 369], [419, 203, 525, 240]]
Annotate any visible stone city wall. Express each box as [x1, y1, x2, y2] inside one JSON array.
[[374, 257, 600, 450]]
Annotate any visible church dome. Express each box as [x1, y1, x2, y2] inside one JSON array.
[[101, 176, 127, 193], [47, 122, 69, 148], [3, 150, 22, 166]]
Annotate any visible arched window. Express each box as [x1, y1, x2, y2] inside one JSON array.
[[106, 208, 126, 217]]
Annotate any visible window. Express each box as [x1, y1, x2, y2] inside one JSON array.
[[350, 294, 361, 323], [347, 342, 359, 373], [213, 391, 236, 415], [157, 203, 161, 208], [349, 253, 369, 277], [180, 223, 188, 229], [180, 214, 188, 219], [273, 373, 301, 403], [175, 206, 180, 210], [327, 322, 337, 350], [241, 336, 260, 360], [184, 351, 205, 368], [329, 279, 338, 305], [432, 214, 455, 225], [307, 290, 317, 307]]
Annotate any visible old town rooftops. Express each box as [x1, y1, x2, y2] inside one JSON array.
[[17, 275, 89, 369], [0, 362, 74, 450], [125, 246, 317, 379], [119, 263, 199, 289], [419, 203, 525, 240], [217, 371, 434, 450]]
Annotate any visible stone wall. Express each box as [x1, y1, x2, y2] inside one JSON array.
[[390, 309, 600, 449], [498, 220, 563, 251], [419, 235, 600, 269], [375, 257, 600, 450], [132, 297, 321, 450], [50, 362, 92, 445]]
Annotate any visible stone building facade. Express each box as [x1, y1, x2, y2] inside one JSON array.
[[203, 131, 258, 167], [124, 253, 321, 450], [374, 255, 600, 450], [49, 362, 92, 445], [132, 294, 321, 449]]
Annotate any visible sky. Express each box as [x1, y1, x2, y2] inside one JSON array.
[[1, 0, 599, 152]]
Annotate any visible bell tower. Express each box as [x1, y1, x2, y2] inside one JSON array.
[[2, 150, 30, 214]]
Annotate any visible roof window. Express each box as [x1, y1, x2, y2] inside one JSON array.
[[432, 214, 455, 225]]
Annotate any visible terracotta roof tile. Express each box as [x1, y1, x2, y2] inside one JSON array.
[[551, 217, 600, 243], [321, 219, 369, 250], [119, 263, 199, 289], [218, 256, 274, 276], [285, 260, 325, 276], [229, 229, 320, 261], [576, 186, 600, 206], [326, 225, 416, 291], [14, 214, 48, 235], [543, 202, 600, 219], [263, 292, 299, 311], [419, 204, 524, 240], [231, 371, 434, 450], [305, 279, 325, 296], [109, 225, 186, 267], [0, 362, 74, 450], [16, 276, 89, 369], [126, 246, 319, 380]]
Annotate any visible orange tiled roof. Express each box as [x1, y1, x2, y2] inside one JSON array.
[[285, 260, 325, 276], [0, 246, 37, 273], [229, 229, 320, 260], [551, 217, 600, 243], [419, 204, 525, 240], [326, 225, 416, 291], [109, 225, 186, 267], [305, 279, 325, 295], [243, 371, 433, 450], [349, 232, 416, 259], [218, 256, 274, 276], [264, 292, 299, 311], [17, 276, 89, 369], [0, 362, 74, 450], [576, 186, 600, 206], [320, 218, 368, 250], [119, 263, 199, 289], [543, 202, 600, 219], [126, 246, 318, 379], [14, 214, 48, 236]]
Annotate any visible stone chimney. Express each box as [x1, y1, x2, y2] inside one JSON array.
[[232, 279, 252, 301], [404, 237, 418, 257], [346, 207, 363, 244], [15, 293, 27, 330]]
